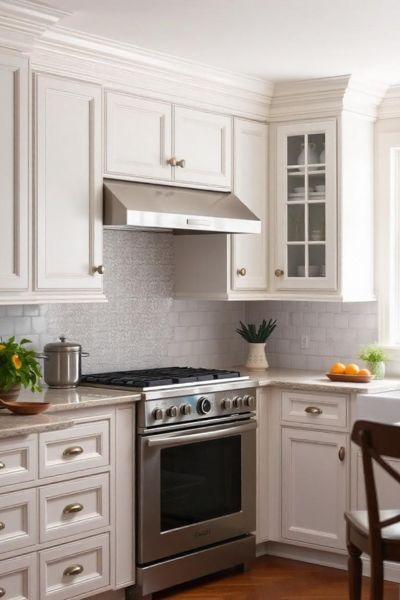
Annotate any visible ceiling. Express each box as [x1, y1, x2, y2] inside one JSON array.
[[40, 0, 400, 84]]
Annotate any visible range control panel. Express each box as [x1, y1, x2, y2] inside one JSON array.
[[138, 388, 256, 429]]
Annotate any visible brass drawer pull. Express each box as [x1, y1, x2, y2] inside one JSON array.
[[0, 462, 5, 470], [0, 522, 5, 531], [63, 503, 84, 515], [0, 587, 5, 597], [62, 446, 84, 458], [63, 564, 84, 577], [338, 446, 346, 462], [304, 406, 323, 415]]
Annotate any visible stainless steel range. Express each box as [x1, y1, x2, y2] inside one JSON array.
[[81, 367, 257, 600]]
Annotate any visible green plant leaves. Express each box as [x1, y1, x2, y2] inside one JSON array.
[[0, 336, 42, 393], [235, 318, 277, 343]]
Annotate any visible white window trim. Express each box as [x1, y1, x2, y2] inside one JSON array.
[[376, 127, 400, 366]]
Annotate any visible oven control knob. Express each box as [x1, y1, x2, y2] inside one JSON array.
[[197, 397, 212, 414], [243, 395, 255, 408], [221, 398, 232, 410], [166, 406, 178, 418], [180, 404, 192, 416], [233, 396, 243, 408], [152, 408, 163, 420]]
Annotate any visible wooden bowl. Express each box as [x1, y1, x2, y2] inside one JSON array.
[[0, 399, 50, 415], [326, 373, 375, 384]]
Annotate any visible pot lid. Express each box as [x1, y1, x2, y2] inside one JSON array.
[[44, 335, 81, 353]]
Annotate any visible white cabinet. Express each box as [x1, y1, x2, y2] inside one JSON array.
[[174, 106, 231, 188], [231, 119, 268, 291], [281, 427, 348, 549], [104, 91, 232, 189], [105, 92, 172, 181], [0, 52, 29, 291], [174, 117, 268, 300], [274, 120, 337, 292], [34, 73, 103, 292], [0, 553, 38, 600]]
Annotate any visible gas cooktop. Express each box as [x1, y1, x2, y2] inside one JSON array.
[[80, 367, 245, 390]]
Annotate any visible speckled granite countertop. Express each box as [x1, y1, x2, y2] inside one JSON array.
[[0, 413, 75, 439], [15, 386, 141, 412], [233, 367, 400, 394]]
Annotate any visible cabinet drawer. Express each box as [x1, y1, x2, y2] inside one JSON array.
[[281, 391, 348, 428], [39, 533, 109, 600], [0, 489, 37, 554], [40, 473, 110, 542], [39, 421, 110, 478], [0, 552, 37, 600], [0, 435, 37, 487]]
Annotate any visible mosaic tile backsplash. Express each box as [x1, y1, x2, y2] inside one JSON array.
[[0, 230, 378, 373]]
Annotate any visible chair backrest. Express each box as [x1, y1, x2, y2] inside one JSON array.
[[351, 420, 400, 551]]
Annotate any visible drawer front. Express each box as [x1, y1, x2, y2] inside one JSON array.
[[0, 435, 37, 487], [281, 391, 348, 428], [40, 473, 110, 542], [40, 533, 109, 600], [0, 553, 38, 600], [39, 421, 110, 478], [0, 489, 37, 554]]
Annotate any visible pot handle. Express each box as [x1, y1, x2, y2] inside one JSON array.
[[36, 353, 48, 360], [81, 352, 90, 357]]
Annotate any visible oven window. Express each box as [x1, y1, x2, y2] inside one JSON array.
[[160, 435, 241, 532]]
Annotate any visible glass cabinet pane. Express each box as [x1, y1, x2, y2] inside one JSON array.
[[308, 172, 325, 199], [309, 245, 326, 277], [308, 133, 325, 165], [308, 204, 325, 241], [288, 245, 305, 277], [287, 171, 305, 201], [287, 205, 305, 241], [287, 135, 305, 166]]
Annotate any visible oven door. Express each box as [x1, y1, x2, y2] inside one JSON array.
[[138, 418, 256, 564]]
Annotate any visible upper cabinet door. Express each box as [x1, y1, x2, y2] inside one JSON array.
[[274, 120, 337, 292], [34, 74, 103, 291], [232, 119, 268, 291], [105, 92, 172, 181], [0, 53, 29, 290], [174, 106, 232, 189]]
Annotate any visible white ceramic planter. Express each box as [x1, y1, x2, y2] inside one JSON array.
[[245, 343, 269, 371]]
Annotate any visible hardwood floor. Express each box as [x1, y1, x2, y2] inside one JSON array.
[[156, 556, 400, 599]]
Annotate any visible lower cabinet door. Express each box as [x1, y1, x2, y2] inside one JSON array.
[[0, 488, 37, 553], [39, 533, 109, 600], [0, 553, 37, 600], [282, 427, 347, 549]]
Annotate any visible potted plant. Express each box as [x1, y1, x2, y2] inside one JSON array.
[[0, 337, 42, 401], [236, 319, 277, 371], [358, 344, 388, 380]]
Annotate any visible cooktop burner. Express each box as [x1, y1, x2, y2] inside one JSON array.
[[80, 367, 242, 389]]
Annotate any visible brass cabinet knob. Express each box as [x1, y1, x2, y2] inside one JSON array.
[[304, 406, 323, 415], [0, 462, 5, 470], [63, 503, 84, 515], [338, 446, 346, 462], [62, 446, 84, 458], [275, 269, 284, 277], [0, 522, 5, 531], [92, 265, 104, 275], [237, 267, 247, 276], [167, 157, 177, 166], [63, 564, 84, 577], [0, 587, 5, 597], [167, 157, 186, 168]]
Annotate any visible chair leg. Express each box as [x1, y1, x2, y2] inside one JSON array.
[[347, 541, 363, 600], [369, 558, 384, 600]]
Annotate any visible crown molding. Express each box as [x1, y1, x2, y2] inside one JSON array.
[[0, 0, 70, 52], [378, 85, 400, 119], [30, 25, 273, 119], [270, 75, 387, 121]]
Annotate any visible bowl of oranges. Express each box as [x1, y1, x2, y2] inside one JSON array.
[[326, 363, 374, 383]]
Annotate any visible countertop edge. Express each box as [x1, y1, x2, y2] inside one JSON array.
[[0, 415, 75, 439]]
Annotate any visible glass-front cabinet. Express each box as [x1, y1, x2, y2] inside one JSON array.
[[274, 120, 337, 291]]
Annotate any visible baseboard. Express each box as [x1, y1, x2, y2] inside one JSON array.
[[257, 541, 400, 583]]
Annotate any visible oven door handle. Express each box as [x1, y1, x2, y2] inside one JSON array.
[[145, 420, 257, 448]]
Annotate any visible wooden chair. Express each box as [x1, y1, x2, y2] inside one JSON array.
[[345, 420, 400, 599]]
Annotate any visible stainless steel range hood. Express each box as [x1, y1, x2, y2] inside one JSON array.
[[103, 180, 261, 234]]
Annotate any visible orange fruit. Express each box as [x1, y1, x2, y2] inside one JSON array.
[[359, 368, 371, 377], [329, 362, 346, 374], [345, 363, 360, 375]]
